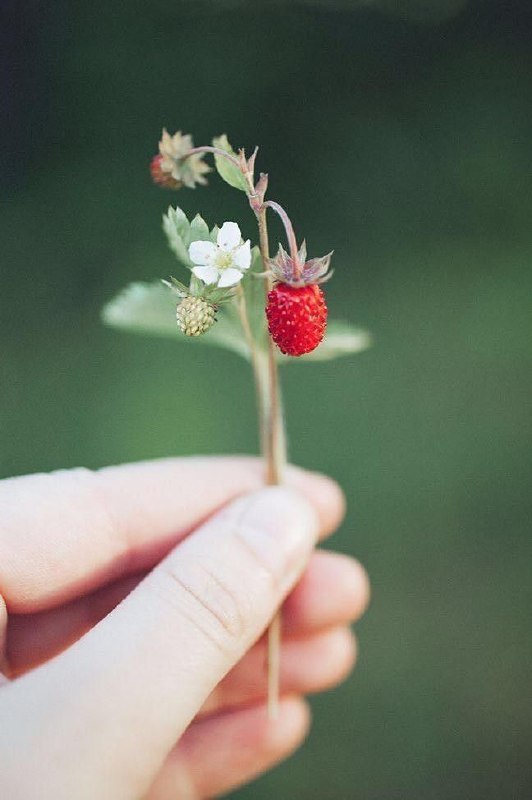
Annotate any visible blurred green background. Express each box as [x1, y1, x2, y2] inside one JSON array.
[[2, 0, 532, 797]]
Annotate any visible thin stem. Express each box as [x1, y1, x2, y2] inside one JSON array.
[[198, 144, 289, 717], [186, 145, 240, 167], [264, 200, 302, 279], [234, 286, 267, 457], [257, 208, 285, 483], [235, 284, 256, 361], [255, 206, 286, 718]]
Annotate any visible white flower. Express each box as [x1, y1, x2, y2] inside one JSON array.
[[188, 222, 251, 288]]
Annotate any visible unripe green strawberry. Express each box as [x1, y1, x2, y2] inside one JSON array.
[[176, 296, 216, 337]]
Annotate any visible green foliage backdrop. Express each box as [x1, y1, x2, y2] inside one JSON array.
[[1, 1, 531, 797]]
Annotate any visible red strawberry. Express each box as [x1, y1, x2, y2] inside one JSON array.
[[267, 283, 327, 356], [150, 154, 181, 189], [265, 240, 333, 357]]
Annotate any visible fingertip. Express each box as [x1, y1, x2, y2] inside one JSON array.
[[327, 553, 371, 620], [285, 467, 346, 539], [154, 696, 312, 800], [272, 695, 312, 750], [283, 551, 370, 635], [238, 696, 311, 769], [321, 627, 358, 687], [350, 557, 371, 617], [331, 628, 358, 686]]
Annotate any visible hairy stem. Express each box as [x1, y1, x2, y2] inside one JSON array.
[[234, 285, 267, 457], [256, 206, 286, 718], [257, 209, 285, 484], [264, 200, 302, 280], [186, 145, 240, 167], [195, 141, 289, 717]]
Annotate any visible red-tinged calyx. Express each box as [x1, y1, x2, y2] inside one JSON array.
[[266, 283, 327, 357]]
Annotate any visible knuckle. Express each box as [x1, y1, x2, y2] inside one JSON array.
[[156, 557, 250, 651]]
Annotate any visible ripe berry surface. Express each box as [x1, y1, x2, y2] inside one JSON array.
[[266, 283, 327, 357]]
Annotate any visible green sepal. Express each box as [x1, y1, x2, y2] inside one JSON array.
[[163, 274, 237, 307], [212, 135, 249, 193], [162, 276, 188, 297]]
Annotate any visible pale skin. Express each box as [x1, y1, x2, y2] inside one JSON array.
[[0, 457, 369, 799]]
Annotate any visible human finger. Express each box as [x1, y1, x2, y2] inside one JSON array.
[[282, 550, 370, 634], [0, 487, 318, 799], [5, 574, 141, 676], [147, 697, 310, 800], [0, 457, 344, 613], [6, 549, 366, 676], [200, 626, 356, 716]]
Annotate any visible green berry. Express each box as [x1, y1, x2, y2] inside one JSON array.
[[176, 296, 216, 337]]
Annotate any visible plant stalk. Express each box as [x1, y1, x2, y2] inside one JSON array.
[[186, 145, 241, 167], [199, 143, 288, 718], [256, 206, 286, 718], [264, 200, 302, 279], [234, 264, 285, 719], [234, 285, 267, 458]]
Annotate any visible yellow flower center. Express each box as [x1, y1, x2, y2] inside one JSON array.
[[215, 251, 233, 270]]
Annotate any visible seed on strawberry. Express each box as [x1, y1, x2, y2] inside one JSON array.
[[176, 296, 216, 337], [266, 283, 327, 357]]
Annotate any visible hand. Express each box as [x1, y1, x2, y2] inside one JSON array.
[[0, 457, 369, 799]]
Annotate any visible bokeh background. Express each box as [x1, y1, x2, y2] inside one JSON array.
[[2, 0, 532, 797]]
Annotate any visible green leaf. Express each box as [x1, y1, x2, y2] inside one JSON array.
[[102, 282, 177, 337], [167, 205, 189, 240], [162, 207, 192, 266], [102, 282, 250, 359], [189, 213, 211, 243], [212, 134, 248, 192], [278, 321, 372, 364], [102, 282, 372, 366], [162, 206, 220, 268]]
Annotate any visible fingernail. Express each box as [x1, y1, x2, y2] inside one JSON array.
[[235, 486, 319, 588]]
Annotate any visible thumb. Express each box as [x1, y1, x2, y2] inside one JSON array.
[[0, 487, 319, 800]]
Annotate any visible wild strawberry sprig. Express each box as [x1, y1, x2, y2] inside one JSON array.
[[150, 129, 333, 359], [103, 130, 368, 717], [148, 128, 337, 718]]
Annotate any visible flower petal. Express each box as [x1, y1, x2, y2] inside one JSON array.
[[217, 268, 244, 287], [192, 265, 219, 284], [217, 221, 241, 251], [189, 240, 217, 265], [232, 240, 251, 270]]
